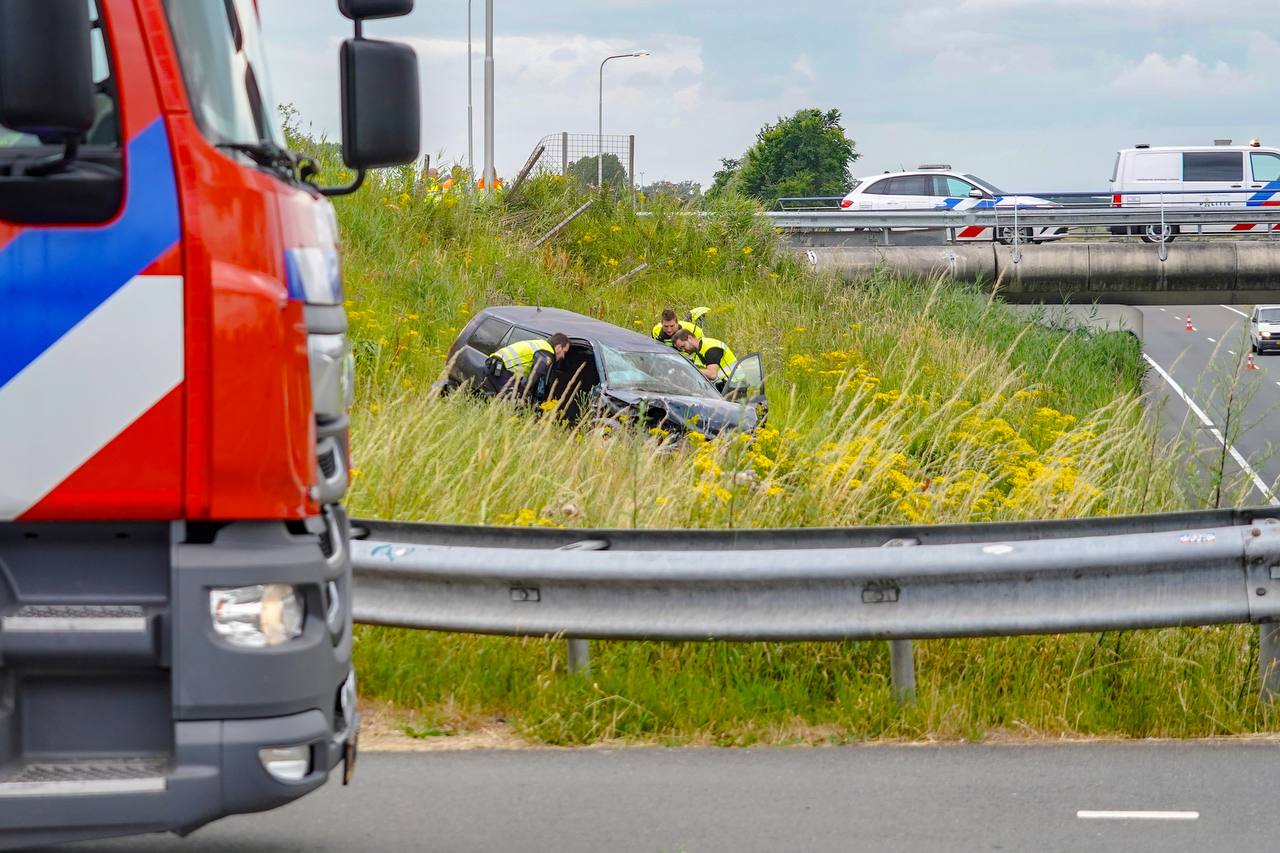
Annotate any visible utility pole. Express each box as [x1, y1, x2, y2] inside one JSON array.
[[467, 0, 473, 173], [482, 0, 495, 188]]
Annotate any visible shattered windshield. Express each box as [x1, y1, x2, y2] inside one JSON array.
[[599, 345, 720, 398]]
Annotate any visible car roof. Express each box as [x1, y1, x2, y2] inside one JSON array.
[[856, 169, 960, 181], [480, 305, 674, 353]]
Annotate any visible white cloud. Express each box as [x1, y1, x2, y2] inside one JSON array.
[[266, 31, 704, 178], [1109, 52, 1259, 97], [791, 54, 816, 82]]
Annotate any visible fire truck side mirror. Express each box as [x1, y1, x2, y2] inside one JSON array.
[[0, 0, 95, 137], [339, 38, 421, 170], [338, 0, 415, 19]]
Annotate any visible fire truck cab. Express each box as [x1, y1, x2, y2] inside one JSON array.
[[0, 0, 418, 847]]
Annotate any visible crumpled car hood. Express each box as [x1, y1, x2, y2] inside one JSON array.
[[604, 390, 758, 436]]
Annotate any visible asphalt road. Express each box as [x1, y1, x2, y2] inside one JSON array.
[[1139, 304, 1280, 505], [54, 744, 1280, 853]]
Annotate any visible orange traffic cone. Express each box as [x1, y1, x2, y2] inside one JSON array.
[[1185, 314, 1195, 332], [1248, 352, 1260, 371]]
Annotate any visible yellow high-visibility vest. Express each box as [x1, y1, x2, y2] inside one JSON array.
[[692, 337, 737, 372], [652, 320, 704, 345], [491, 338, 553, 377]]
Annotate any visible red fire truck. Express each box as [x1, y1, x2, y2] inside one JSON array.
[[0, 0, 418, 846]]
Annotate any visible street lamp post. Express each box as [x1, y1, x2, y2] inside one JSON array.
[[598, 51, 648, 189]]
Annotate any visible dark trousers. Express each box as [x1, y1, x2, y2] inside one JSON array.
[[485, 360, 521, 397]]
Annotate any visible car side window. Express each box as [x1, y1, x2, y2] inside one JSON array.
[[506, 327, 544, 345], [467, 318, 510, 353], [887, 175, 930, 195], [936, 176, 978, 197], [861, 178, 892, 195]]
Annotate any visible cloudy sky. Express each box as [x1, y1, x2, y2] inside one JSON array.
[[260, 0, 1280, 192]]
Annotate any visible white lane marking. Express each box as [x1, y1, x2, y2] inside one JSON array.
[[1221, 305, 1249, 318], [1077, 810, 1199, 821], [1229, 350, 1237, 356], [1160, 307, 1167, 312], [1207, 337, 1217, 343], [1143, 353, 1280, 506]]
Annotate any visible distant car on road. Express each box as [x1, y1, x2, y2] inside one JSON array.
[[442, 306, 765, 437], [1249, 305, 1280, 354], [838, 166, 1067, 244]]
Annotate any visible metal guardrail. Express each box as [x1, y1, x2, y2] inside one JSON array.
[[763, 207, 1280, 231], [351, 509, 1280, 701]]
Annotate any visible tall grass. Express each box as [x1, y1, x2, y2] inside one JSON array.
[[295, 122, 1271, 743]]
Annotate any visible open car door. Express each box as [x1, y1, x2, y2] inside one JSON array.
[[721, 353, 766, 407]]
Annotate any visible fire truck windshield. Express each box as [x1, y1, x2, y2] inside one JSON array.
[[163, 0, 287, 152]]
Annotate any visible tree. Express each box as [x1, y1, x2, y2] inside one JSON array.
[[641, 180, 703, 204], [566, 153, 628, 189], [708, 157, 742, 198], [709, 108, 858, 205]]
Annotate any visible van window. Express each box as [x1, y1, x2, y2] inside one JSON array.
[[1183, 152, 1242, 182], [861, 178, 891, 195], [1251, 152, 1280, 184], [1109, 154, 1120, 184], [467, 317, 510, 354]]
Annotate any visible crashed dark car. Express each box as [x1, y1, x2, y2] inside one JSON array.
[[441, 306, 765, 437]]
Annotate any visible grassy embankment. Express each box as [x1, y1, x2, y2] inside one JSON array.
[[302, 138, 1274, 744]]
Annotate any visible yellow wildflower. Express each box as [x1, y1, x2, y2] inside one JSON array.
[[609, 224, 623, 233]]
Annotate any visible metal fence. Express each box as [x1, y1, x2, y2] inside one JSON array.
[[351, 508, 1280, 703], [526, 132, 636, 189]]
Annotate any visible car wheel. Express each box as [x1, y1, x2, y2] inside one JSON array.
[[587, 416, 624, 439], [1140, 223, 1178, 244], [996, 226, 1034, 245]]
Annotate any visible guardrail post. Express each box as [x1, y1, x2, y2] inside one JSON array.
[[567, 638, 591, 675], [889, 639, 916, 704], [1260, 624, 1280, 702], [881, 537, 919, 704]]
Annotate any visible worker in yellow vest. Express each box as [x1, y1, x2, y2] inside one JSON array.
[[652, 307, 704, 348], [487, 333, 570, 401], [672, 329, 737, 388]]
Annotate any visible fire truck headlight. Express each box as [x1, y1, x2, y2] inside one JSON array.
[[308, 333, 352, 419], [209, 584, 305, 648]]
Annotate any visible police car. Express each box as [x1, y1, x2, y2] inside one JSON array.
[[838, 166, 1067, 243]]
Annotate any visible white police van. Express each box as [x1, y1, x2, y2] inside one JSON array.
[[1110, 139, 1280, 242], [839, 166, 1066, 243]]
